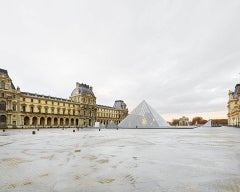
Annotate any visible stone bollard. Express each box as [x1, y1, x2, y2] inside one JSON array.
[[32, 131, 36, 135], [73, 130, 75, 132]]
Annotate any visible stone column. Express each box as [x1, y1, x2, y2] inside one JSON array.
[[7, 114, 11, 128], [51, 117, 54, 126], [45, 118, 48, 126], [30, 117, 33, 127]]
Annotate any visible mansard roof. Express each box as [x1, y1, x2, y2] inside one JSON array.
[[21, 92, 72, 102], [0, 68, 9, 76], [233, 84, 240, 99], [71, 83, 95, 97], [97, 104, 115, 109], [0, 68, 15, 90]]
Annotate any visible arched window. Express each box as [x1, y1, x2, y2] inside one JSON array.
[[32, 117, 37, 126], [47, 117, 52, 126], [54, 118, 58, 126], [71, 118, 74, 126], [24, 116, 30, 126], [0, 101, 6, 111], [65, 118, 69, 125], [40, 117, 45, 126]]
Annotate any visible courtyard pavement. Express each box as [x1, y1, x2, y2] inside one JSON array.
[[0, 127, 240, 192]]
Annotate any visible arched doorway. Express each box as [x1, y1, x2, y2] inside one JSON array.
[[0, 115, 7, 128], [24, 116, 30, 126], [89, 119, 92, 126], [40, 117, 45, 126], [32, 117, 37, 126], [65, 118, 69, 126], [47, 117, 51, 126], [0, 101, 6, 111], [54, 118, 58, 126], [71, 118, 74, 126], [60, 118, 64, 126], [76, 119, 79, 127]]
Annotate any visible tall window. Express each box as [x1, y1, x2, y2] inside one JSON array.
[[0, 115, 6, 122], [13, 103, 17, 111], [0, 101, 6, 110], [22, 106, 26, 112], [0, 81, 5, 89]]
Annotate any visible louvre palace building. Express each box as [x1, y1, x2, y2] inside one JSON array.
[[0, 68, 128, 129], [228, 83, 240, 127]]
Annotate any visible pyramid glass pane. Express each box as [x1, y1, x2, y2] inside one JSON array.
[[119, 100, 169, 128]]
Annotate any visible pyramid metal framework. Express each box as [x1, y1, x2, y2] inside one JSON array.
[[119, 100, 169, 128]]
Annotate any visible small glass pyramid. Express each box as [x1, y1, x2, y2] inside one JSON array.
[[202, 119, 212, 127], [119, 100, 169, 128]]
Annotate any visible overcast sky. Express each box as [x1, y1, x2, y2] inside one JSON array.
[[0, 0, 240, 121]]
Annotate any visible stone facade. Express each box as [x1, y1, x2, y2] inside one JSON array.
[[228, 84, 240, 127], [178, 116, 189, 126], [0, 69, 128, 129]]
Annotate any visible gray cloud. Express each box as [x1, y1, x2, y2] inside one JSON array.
[[1, 0, 240, 118]]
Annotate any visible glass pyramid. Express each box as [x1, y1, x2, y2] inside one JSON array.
[[202, 119, 212, 127], [119, 100, 169, 128], [107, 120, 118, 128]]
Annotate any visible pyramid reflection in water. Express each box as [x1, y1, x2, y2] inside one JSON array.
[[119, 100, 169, 128]]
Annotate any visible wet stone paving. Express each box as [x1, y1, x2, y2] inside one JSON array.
[[0, 127, 240, 192]]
